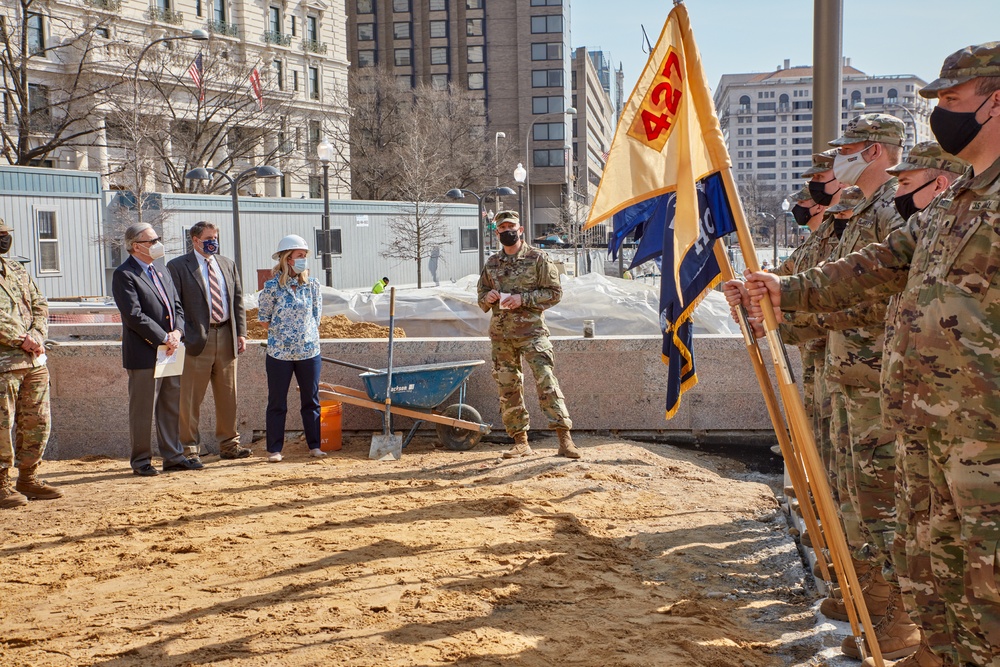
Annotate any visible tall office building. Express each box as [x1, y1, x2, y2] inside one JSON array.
[[571, 46, 612, 244], [1, 0, 351, 198], [714, 58, 931, 194], [348, 0, 613, 238]]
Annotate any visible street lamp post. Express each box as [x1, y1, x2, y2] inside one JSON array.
[[446, 186, 516, 272], [759, 211, 777, 267], [886, 102, 920, 146], [316, 138, 334, 287], [185, 165, 284, 282], [513, 163, 526, 221], [523, 107, 576, 243], [130, 29, 209, 224]]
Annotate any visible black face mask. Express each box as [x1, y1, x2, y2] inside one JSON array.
[[0, 235, 11, 254], [498, 230, 520, 247], [833, 218, 849, 239], [930, 96, 993, 155], [791, 204, 814, 227], [808, 178, 838, 206], [893, 178, 937, 220]]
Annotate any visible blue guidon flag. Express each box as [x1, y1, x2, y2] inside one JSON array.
[[583, 3, 739, 418]]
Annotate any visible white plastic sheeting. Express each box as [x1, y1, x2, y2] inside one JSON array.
[[246, 273, 740, 338]]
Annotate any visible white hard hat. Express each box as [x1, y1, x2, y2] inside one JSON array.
[[272, 234, 309, 260]]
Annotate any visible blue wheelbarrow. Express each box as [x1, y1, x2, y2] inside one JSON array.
[[319, 358, 492, 451]]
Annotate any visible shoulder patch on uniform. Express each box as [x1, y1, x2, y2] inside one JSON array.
[[936, 198, 953, 209], [969, 199, 999, 212]]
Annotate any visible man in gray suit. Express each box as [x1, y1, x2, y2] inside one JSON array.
[[167, 221, 250, 461], [112, 222, 201, 476]]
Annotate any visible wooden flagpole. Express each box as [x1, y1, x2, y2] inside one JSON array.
[[715, 168, 884, 666]]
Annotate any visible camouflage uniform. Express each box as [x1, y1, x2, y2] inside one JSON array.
[[778, 122, 1000, 665], [477, 243, 572, 436], [0, 255, 51, 472]]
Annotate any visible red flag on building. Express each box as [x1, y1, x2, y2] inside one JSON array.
[[187, 53, 204, 102], [249, 67, 264, 111]]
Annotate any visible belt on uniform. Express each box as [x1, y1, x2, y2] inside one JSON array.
[[209, 320, 230, 329]]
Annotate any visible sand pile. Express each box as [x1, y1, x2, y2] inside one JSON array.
[[245, 308, 405, 340]]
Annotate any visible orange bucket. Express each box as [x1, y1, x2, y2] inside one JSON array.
[[320, 400, 342, 452]]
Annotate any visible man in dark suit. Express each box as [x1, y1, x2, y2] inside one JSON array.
[[167, 221, 250, 461], [112, 222, 201, 476]]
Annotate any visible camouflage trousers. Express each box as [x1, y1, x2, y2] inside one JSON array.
[[843, 384, 897, 570], [490, 336, 572, 436], [891, 430, 956, 665], [810, 354, 835, 484], [0, 365, 51, 470], [926, 429, 1000, 666], [830, 388, 867, 552]]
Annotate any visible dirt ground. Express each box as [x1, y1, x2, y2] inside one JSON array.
[[0, 434, 843, 667], [244, 310, 405, 340]]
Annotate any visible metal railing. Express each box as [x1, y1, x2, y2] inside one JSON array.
[[301, 39, 328, 54], [206, 20, 239, 37], [86, 0, 122, 10], [262, 31, 292, 46], [147, 5, 184, 24]]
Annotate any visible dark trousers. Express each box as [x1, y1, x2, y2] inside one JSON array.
[[265, 354, 321, 453]]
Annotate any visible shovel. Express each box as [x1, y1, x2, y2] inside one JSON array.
[[369, 286, 403, 460]]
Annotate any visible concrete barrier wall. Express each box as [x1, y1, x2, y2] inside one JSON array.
[[44, 335, 800, 459]]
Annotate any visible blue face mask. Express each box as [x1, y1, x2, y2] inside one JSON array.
[[292, 258, 307, 274], [201, 238, 219, 255]]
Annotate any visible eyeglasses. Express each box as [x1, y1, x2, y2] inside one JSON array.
[[135, 237, 161, 245]]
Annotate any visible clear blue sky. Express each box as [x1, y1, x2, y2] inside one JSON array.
[[571, 0, 1000, 105]]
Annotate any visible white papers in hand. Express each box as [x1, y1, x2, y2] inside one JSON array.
[[154, 343, 185, 378]]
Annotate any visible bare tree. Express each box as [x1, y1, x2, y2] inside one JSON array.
[[737, 174, 783, 243], [0, 0, 121, 165]]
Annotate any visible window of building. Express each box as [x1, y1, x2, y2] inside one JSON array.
[[745, 139, 752, 145], [292, 69, 299, 91], [466, 18, 482, 36], [430, 20, 447, 38], [397, 74, 414, 87], [531, 0, 562, 4], [291, 16, 297, 36], [431, 73, 448, 90], [196, 0, 203, 17], [393, 21, 411, 39], [460, 229, 479, 252], [429, 0, 446, 9], [273, 59, 283, 89], [36, 211, 59, 273], [467, 45, 483, 63], [757, 126, 776, 134], [779, 93, 789, 107], [531, 69, 563, 87], [307, 15, 319, 42], [531, 42, 562, 60], [531, 15, 562, 33], [392, 0, 410, 11], [757, 150, 776, 157], [27, 13, 44, 55], [213, 0, 225, 22], [430, 47, 448, 64], [532, 96, 564, 114], [358, 50, 376, 67], [757, 115, 776, 123], [308, 66, 320, 99], [308, 176, 322, 198], [792, 113, 812, 121], [759, 173, 776, 180], [269, 6, 281, 33], [757, 138, 776, 145], [739, 94, 751, 107], [394, 48, 412, 66], [358, 23, 374, 40], [466, 0, 483, 7], [468, 72, 484, 89], [357, 0, 373, 13], [533, 148, 565, 167], [95, 26, 110, 38], [533, 122, 564, 140], [792, 125, 810, 132], [757, 102, 775, 112]]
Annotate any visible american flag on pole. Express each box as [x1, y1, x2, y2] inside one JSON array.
[[249, 67, 264, 111], [187, 53, 204, 102]]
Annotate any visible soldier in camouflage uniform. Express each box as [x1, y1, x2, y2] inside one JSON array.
[[0, 219, 62, 509], [741, 42, 1000, 666], [476, 211, 579, 459]]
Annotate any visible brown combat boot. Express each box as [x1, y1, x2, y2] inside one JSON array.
[[841, 585, 920, 660], [556, 430, 580, 458], [0, 467, 28, 508], [16, 464, 63, 500], [818, 560, 878, 622], [502, 432, 532, 459], [861, 634, 942, 667]]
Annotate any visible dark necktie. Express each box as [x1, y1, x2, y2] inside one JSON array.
[[147, 265, 174, 330], [207, 260, 224, 323]]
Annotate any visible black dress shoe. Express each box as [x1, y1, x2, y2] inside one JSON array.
[[163, 458, 205, 472], [220, 446, 252, 460], [133, 464, 160, 477]]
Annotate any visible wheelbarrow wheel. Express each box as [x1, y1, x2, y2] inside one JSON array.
[[436, 404, 483, 451]]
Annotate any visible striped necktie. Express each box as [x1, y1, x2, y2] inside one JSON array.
[[207, 259, 224, 323], [147, 265, 174, 330]]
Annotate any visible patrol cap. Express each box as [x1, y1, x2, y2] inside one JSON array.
[[787, 185, 814, 204], [494, 210, 520, 226], [886, 141, 969, 176], [921, 42, 1000, 98], [0, 218, 11, 233], [826, 186, 866, 214], [801, 149, 837, 177], [829, 113, 906, 147]]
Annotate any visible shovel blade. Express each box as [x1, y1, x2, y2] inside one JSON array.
[[369, 432, 403, 460]]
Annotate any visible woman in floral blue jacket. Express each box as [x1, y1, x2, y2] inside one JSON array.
[[257, 235, 324, 462]]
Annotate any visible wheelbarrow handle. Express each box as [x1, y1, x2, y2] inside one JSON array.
[[321, 356, 382, 374]]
